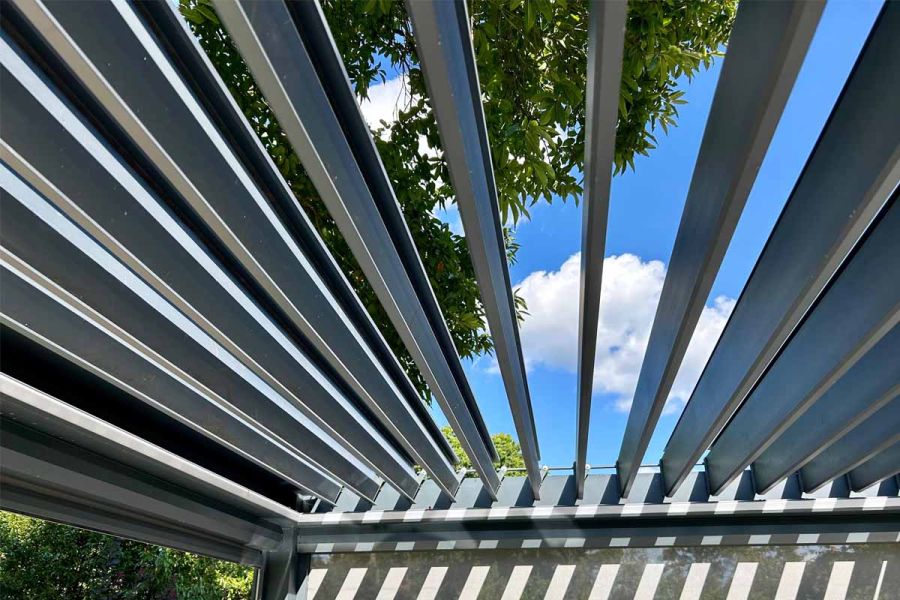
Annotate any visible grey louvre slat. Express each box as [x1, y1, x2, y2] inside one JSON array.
[[616, 0, 823, 495], [0, 168, 342, 503], [0, 32, 418, 500], [848, 443, 900, 492], [0, 263, 342, 504], [661, 1, 900, 496], [405, 0, 541, 496], [275, 0, 495, 464], [575, 0, 628, 499], [0, 156, 382, 501], [212, 0, 500, 496], [9, 0, 455, 497], [800, 398, 900, 493], [751, 327, 900, 493], [705, 200, 900, 495], [133, 0, 456, 468]]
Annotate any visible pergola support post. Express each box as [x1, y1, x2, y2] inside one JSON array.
[[253, 528, 310, 600]]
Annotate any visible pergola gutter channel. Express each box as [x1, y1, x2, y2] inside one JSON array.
[[405, 0, 542, 497]]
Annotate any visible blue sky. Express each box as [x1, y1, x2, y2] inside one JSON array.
[[359, 1, 884, 469]]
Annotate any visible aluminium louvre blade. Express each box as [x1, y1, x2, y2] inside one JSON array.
[[405, 0, 542, 497], [847, 443, 900, 493], [6, 0, 456, 496], [574, 0, 628, 499], [134, 0, 456, 468], [212, 0, 501, 496], [751, 327, 900, 494], [704, 198, 900, 495], [616, 0, 824, 496], [0, 253, 343, 504], [799, 398, 900, 493], [0, 160, 387, 501], [661, 0, 900, 497]]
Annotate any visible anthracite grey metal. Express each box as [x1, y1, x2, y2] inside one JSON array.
[[751, 327, 900, 494], [7, 0, 457, 498], [848, 443, 900, 492], [661, 1, 900, 497], [276, 0, 495, 464], [405, 0, 541, 496], [212, 0, 501, 496], [0, 374, 295, 565], [575, 0, 628, 499], [251, 529, 309, 600], [0, 0, 898, 574], [705, 199, 900, 495], [0, 163, 384, 500], [0, 33, 420, 500], [134, 0, 455, 468], [0, 256, 343, 504], [799, 398, 900, 493], [616, 0, 824, 496], [294, 471, 900, 554]]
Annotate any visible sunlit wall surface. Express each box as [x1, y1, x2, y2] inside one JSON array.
[[308, 544, 897, 599]]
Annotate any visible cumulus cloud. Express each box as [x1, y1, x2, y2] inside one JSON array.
[[514, 253, 735, 414]]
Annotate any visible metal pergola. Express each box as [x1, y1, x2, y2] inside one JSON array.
[[0, 0, 897, 598]]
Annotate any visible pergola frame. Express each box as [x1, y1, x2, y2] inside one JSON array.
[[1, 0, 897, 598]]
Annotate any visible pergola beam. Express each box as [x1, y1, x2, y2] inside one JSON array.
[[0, 375, 296, 565], [617, 0, 824, 495], [213, 0, 501, 496], [705, 199, 900, 495], [575, 0, 628, 498], [661, 1, 900, 496], [405, 0, 542, 496]]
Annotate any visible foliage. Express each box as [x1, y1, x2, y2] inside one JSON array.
[[179, 0, 735, 401], [0, 512, 252, 600], [442, 426, 525, 474]]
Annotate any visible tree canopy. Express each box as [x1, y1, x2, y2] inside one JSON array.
[[442, 426, 526, 472], [0, 512, 251, 599], [181, 0, 736, 400]]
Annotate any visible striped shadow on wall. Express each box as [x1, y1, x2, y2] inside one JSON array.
[[307, 544, 897, 599]]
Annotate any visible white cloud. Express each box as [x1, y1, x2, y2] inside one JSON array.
[[513, 253, 735, 414], [358, 74, 412, 132]]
